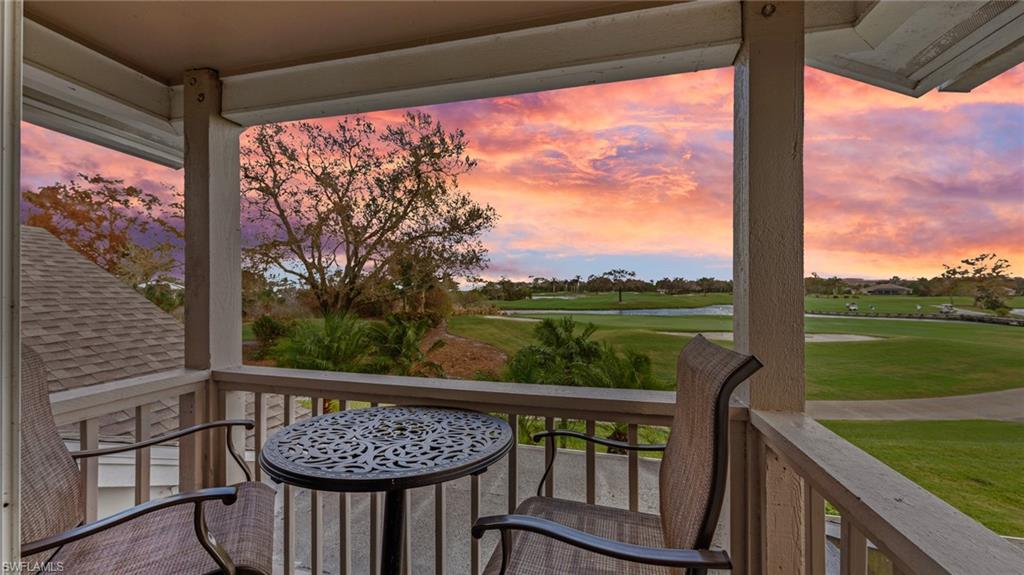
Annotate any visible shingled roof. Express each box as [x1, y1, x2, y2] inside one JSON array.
[[21, 226, 184, 438]]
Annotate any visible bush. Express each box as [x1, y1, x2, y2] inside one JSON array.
[[367, 315, 446, 376], [504, 317, 656, 391], [421, 286, 453, 326], [252, 315, 294, 358], [140, 283, 184, 313], [504, 317, 602, 387], [273, 314, 382, 373]]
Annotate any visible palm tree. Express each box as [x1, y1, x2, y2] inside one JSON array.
[[367, 315, 446, 376], [273, 314, 381, 373]]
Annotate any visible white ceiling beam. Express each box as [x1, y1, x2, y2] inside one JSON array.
[[173, 2, 742, 127], [941, 35, 1024, 92], [916, 8, 1024, 94], [807, 55, 919, 96], [852, 1, 928, 50], [23, 89, 183, 167], [23, 19, 183, 168]]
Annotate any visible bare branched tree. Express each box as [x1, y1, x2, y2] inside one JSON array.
[[241, 112, 497, 315]]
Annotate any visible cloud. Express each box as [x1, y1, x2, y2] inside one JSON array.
[[19, 64, 1024, 281]]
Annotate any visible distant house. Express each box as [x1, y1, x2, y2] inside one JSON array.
[[863, 283, 913, 296]]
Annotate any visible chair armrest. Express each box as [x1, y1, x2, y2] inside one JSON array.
[[22, 487, 238, 557], [71, 419, 255, 482], [531, 430, 665, 496], [472, 514, 730, 571], [532, 430, 666, 452], [70, 419, 255, 458]]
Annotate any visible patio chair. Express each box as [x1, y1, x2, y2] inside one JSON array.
[[19, 345, 274, 575], [472, 334, 762, 575]]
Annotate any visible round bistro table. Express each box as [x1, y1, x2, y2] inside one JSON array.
[[259, 405, 513, 575]]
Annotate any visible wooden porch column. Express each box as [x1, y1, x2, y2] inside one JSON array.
[[183, 68, 245, 488], [732, 1, 805, 574], [0, 0, 20, 560]]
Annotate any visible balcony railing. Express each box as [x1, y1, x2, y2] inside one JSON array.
[[48, 367, 1023, 575]]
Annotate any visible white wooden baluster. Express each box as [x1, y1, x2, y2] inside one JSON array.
[[282, 394, 295, 575], [310, 397, 323, 574], [585, 420, 596, 504], [543, 417, 555, 497], [840, 516, 868, 575], [508, 413, 518, 511], [370, 402, 380, 573], [253, 391, 266, 482], [79, 418, 99, 522], [805, 487, 826, 575], [627, 423, 639, 511], [134, 403, 152, 504], [336, 399, 351, 575]]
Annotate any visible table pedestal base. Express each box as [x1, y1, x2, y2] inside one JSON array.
[[381, 489, 405, 575]]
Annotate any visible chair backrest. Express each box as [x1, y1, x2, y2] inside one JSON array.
[[658, 335, 761, 551], [20, 345, 84, 549]]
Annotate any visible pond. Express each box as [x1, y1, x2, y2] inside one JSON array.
[[503, 305, 735, 316]]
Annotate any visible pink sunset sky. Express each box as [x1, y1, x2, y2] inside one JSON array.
[[20, 65, 1024, 282]]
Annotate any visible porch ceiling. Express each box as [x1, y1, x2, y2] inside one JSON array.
[[20, 0, 1024, 169], [24, 1, 667, 84]]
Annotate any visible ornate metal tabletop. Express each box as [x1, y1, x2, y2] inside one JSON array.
[[259, 406, 514, 493]]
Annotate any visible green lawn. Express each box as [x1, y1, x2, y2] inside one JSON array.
[[822, 420, 1024, 536], [447, 314, 1024, 400], [488, 291, 1024, 315]]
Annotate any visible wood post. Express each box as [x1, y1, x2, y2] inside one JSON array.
[[182, 68, 244, 486], [733, 1, 806, 573], [733, 0, 806, 410], [0, 0, 20, 561]]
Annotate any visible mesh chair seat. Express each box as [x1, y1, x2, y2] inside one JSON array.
[[48, 481, 274, 575], [482, 496, 672, 575], [478, 336, 761, 575], [20, 345, 274, 575]]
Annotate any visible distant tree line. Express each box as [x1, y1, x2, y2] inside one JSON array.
[[474, 270, 733, 301], [804, 254, 1019, 314]]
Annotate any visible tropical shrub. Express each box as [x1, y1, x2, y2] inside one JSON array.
[[505, 317, 656, 390], [504, 317, 658, 451], [273, 314, 382, 373], [252, 314, 294, 358], [590, 345, 657, 390], [367, 315, 446, 376], [504, 317, 603, 387]]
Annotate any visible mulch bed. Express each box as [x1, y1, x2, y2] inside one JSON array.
[[243, 321, 509, 380], [422, 321, 507, 380]]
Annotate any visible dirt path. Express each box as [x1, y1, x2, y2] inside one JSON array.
[[423, 321, 508, 380]]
